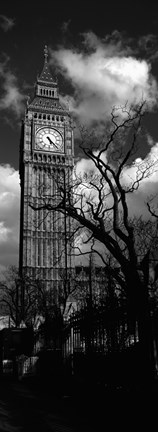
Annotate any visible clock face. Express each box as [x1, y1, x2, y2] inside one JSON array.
[[36, 128, 63, 152]]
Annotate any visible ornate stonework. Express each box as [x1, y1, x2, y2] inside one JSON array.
[[19, 46, 74, 297]]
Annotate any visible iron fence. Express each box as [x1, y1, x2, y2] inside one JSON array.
[[60, 303, 158, 387]]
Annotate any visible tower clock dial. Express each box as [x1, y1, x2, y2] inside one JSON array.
[[36, 127, 63, 152]]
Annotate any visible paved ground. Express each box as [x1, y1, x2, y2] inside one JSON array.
[[0, 376, 99, 432], [0, 376, 157, 431]]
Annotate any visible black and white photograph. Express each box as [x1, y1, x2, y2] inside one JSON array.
[[0, 0, 158, 430]]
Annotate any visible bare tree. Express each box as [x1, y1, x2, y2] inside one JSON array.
[[30, 102, 158, 377], [0, 266, 59, 330]]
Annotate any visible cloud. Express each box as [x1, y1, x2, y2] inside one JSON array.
[[138, 34, 158, 62], [74, 140, 158, 223], [0, 15, 15, 32], [0, 165, 20, 268], [0, 154, 157, 269], [72, 141, 158, 264], [122, 142, 158, 187], [0, 58, 26, 117], [120, 143, 158, 217], [50, 31, 158, 124], [75, 155, 98, 177], [75, 149, 107, 176], [146, 133, 155, 147]]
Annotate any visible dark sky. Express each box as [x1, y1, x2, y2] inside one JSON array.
[[0, 0, 158, 169]]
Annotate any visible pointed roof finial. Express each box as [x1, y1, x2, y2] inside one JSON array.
[[37, 44, 57, 84], [44, 45, 48, 63]]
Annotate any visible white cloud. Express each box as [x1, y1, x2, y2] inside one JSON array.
[[0, 222, 11, 242], [75, 149, 107, 176], [120, 143, 158, 217], [0, 15, 15, 32], [72, 142, 158, 264], [146, 133, 154, 147], [73, 141, 158, 224], [50, 31, 158, 124], [122, 143, 158, 188], [0, 58, 26, 117], [0, 165, 20, 268]]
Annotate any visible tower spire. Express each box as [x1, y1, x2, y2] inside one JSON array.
[[37, 45, 56, 83], [44, 45, 48, 63]]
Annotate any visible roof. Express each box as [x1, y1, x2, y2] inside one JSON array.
[[37, 45, 57, 85]]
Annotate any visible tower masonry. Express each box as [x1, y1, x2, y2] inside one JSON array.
[[19, 46, 74, 297]]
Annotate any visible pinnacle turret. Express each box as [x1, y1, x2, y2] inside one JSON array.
[[37, 45, 57, 84]]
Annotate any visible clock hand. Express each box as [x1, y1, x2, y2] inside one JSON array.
[[47, 136, 58, 148], [47, 136, 53, 144]]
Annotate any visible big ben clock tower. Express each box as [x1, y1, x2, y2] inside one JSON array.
[[19, 46, 74, 298]]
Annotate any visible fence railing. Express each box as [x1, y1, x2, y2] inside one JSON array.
[[62, 305, 138, 357], [32, 302, 158, 388], [59, 303, 158, 387]]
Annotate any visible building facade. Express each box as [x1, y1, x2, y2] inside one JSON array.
[[19, 46, 74, 298]]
